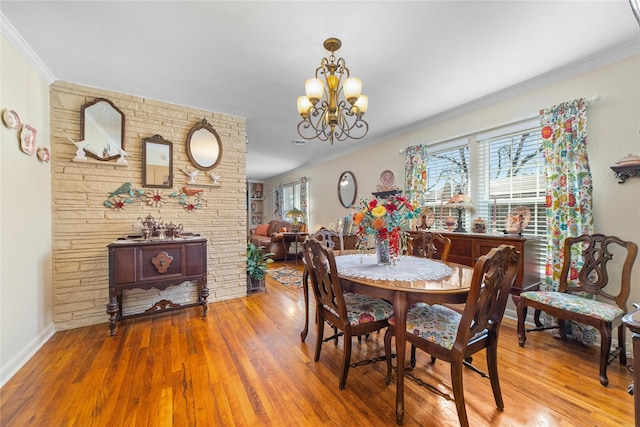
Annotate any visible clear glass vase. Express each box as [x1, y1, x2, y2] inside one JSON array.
[[375, 235, 391, 265]]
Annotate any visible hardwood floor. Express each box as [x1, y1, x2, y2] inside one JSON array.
[[1, 260, 635, 426]]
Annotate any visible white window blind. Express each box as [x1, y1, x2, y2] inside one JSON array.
[[476, 126, 545, 237], [424, 144, 470, 228]]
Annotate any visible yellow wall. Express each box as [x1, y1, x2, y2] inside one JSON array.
[[0, 35, 53, 384]]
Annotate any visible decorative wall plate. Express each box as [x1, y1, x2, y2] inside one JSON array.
[[380, 170, 395, 186], [37, 146, 50, 163], [2, 109, 21, 129], [20, 124, 38, 156]]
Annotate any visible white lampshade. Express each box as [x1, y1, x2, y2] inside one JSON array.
[[297, 96, 313, 116], [304, 78, 324, 103], [343, 77, 362, 103], [446, 193, 474, 209], [353, 95, 368, 115]]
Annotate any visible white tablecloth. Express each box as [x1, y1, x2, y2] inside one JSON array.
[[334, 254, 453, 282]]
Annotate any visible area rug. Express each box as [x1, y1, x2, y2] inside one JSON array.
[[267, 266, 303, 289]]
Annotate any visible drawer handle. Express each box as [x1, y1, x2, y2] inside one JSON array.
[[151, 251, 174, 273]]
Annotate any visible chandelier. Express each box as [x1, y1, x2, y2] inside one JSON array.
[[296, 38, 369, 144]]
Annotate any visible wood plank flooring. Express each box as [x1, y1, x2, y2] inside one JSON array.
[[0, 261, 635, 426]]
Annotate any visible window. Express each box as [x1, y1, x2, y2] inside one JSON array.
[[422, 142, 471, 226], [476, 125, 545, 237], [418, 122, 545, 237], [282, 181, 302, 218]]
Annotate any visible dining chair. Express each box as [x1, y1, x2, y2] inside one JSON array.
[[407, 231, 453, 367], [516, 233, 637, 386], [384, 244, 520, 427], [408, 231, 452, 261], [302, 238, 394, 389], [308, 227, 344, 251]]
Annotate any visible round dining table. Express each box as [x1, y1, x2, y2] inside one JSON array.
[[300, 252, 475, 425]]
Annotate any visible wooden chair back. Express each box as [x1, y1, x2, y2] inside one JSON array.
[[457, 244, 520, 347], [302, 238, 347, 322], [309, 227, 344, 251], [408, 231, 452, 261], [558, 233, 638, 310]]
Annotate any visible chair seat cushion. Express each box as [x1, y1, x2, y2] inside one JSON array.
[[520, 291, 624, 322], [326, 292, 393, 326], [391, 304, 467, 351]]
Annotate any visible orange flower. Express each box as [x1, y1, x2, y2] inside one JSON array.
[[352, 211, 364, 225], [372, 217, 386, 230]]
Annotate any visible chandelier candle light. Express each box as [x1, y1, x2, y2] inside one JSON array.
[[445, 192, 474, 233], [297, 38, 369, 144]]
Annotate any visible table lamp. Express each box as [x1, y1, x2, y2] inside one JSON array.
[[445, 193, 474, 233], [286, 208, 304, 230]]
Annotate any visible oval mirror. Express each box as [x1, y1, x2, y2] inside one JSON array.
[[142, 134, 173, 188], [338, 171, 357, 208], [186, 118, 223, 171], [80, 98, 125, 161]]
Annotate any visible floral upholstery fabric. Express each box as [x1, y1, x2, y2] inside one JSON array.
[[390, 304, 486, 351], [325, 292, 393, 326], [520, 291, 624, 322]]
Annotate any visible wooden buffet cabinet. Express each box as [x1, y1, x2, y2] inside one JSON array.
[[106, 237, 208, 336], [408, 231, 542, 296]]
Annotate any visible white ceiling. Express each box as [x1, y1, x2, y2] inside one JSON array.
[[2, 1, 639, 181]]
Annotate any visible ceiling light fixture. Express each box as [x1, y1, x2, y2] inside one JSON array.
[[296, 38, 368, 144]]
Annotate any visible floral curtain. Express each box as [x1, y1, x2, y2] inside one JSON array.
[[300, 176, 309, 225], [540, 98, 594, 344], [274, 184, 283, 218], [404, 144, 428, 207]]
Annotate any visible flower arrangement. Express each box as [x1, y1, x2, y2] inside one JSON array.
[[352, 194, 420, 262]]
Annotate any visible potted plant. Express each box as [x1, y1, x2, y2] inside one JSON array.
[[246, 242, 274, 294]]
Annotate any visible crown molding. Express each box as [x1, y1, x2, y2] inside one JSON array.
[[1, 12, 56, 84]]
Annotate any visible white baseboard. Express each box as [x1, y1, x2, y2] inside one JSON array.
[[1, 323, 56, 388]]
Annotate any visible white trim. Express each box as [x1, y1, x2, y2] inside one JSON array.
[[0, 12, 56, 84], [0, 323, 56, 387]]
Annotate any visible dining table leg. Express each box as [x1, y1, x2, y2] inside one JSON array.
[[394, 292, 408, 425], [300, 267, 310, 341]]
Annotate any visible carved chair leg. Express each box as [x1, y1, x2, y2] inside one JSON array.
[[516, 300, 527, 346], [599, 323, 613, 386], [384, 327, 394, 385], [340, 331, 353, 390], [410, 345, 417, 368], [451, 359, 470, 427], [314, 316, 324, 362], [619, 323, 627, 365], [486, 339, 504, 410]]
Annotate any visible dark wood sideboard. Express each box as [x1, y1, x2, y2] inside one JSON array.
[[407, 230, 542, 297], [106, 237, 208, 336]]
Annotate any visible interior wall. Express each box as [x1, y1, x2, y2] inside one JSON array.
[[265, 55, 640, 343], [49, 81, 248, 330], [0, 35, 54, 385]]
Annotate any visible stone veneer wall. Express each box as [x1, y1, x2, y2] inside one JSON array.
[[50, 81, 247, 330]]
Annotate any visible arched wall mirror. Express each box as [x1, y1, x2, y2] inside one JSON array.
[[142, 134, 173, 188], [338, 171, 357, 208], [185, 118, 223, 171], [80, 98, 125, 161]]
